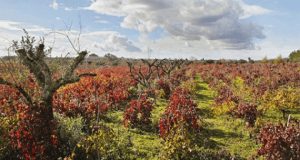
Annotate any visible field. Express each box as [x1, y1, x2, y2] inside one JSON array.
[[1, 50, 300, 159], [2, 0, 300, 159]]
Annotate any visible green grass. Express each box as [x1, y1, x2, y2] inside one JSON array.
[[103, 80, 259, 159], [101, 77, 300, 159], [104, 100, 166, 159], [195, 79, 260, 159], [195, 78, 300, 159]]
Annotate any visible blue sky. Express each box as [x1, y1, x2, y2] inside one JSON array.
[[0, 0, 299, 59]]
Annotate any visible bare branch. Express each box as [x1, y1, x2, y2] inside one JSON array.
[[0, 77, 33, 106], [52, 51, 89, 91], [47, 31, 80, 54], [62, 51, 87, 79], [127, 59, 158, 88], [78, 73, 97, 78], [16, 48, 46, 86]]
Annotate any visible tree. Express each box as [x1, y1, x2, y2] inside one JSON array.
[[289, 50, 300, 61], [0, 32, 96, 159], [273, 54, 284, 64], [127, 59, 158, 88], [104, 53, 118, 61]]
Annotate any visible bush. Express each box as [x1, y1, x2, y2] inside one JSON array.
[[273, 55, 284, 64], [9, 104, 59, 159], [159, 124, 200, 160], [0, 116, 18, 159], [159, 88, 199, 138], [234, 102, 258, 127], [289, 50, 300, 61], [72, 124, 131, 160], [55, 113, 85, 157], [123, 94, 153, 129], [160, 125, 244, 160], [214, 85, 239, 106], [156, 79, 171, 99], [258, 123, 300, 160], [260, 86, 300, 118], [180, 79, 197, 95], [159, 88, 201, 159]]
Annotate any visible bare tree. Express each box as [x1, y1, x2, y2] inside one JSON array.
[[127, 59, 158, 88], [155, 59, 191, 79], [0, 31, 95, 159]]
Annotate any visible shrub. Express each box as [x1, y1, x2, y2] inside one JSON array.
[[289, 50, 300, 61], [214, 85, 239, 106], [159, 88, 201, 159], [156, 79, 171, 99], [160, 125, 244, 160], [235, 102, 258, 127], [7, 103, 59, 160], [159, 88, 199, 138], [258, 123, 300, 160], [0, 116, 18, 159], [159, 124, 200, 160], [123, 94, 153, 129], [55, 113, 85, 157], [260, 86, 300, 118], [170, 69, 190, 88], [180, 79, 197, 95], [72, 124, 131, 160]]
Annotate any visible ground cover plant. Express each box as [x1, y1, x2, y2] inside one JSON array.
[[1, 34, 300, 160]]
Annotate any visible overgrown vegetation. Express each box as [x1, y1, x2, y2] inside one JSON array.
[[0, 34, 300, 159]]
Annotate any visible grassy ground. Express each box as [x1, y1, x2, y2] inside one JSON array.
[[103, 78, 300, 159], [195, 81, 259, 159], [195, 78, 300, 159], [104, 100, 166, 159]]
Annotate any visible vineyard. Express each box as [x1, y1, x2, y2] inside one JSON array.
[[0, 35, 300, 160]]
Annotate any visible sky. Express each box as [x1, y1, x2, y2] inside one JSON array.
[[0, 0, 299, 59]]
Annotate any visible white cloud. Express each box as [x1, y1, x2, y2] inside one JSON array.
[[239, 1, 271, 19], [64, 7, 72, 11], [0, 20, 21, 30], [0, 20, 51, 33], [0, 20, 141, 57], [49, 0, 59, 10], [87, 0, 125, 16], [185, 41, 191, 47], [85, 32, 141, 53], [64, 7, 80, 11], [87, 0, 270, 50], [94, 16, 110, 24], [137, 35, 294, 60]]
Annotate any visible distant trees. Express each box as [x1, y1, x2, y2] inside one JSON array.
[[86, 53, 99, 64], [289, 50, 300, 61], [104, 53, 118, 61], [99, 53, 120, 66], [88, 53, 99, 58]]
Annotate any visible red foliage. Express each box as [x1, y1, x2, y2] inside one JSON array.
[[1, 84, 58, 159], [159, 88, 199, 138], [53, 67, 131, 119], [195, 63, 300, 98], [258, 123, 300, 160], [234, 102, 258, 127], [123, 93, 153, 128], [10, 104, 58, 160], [214, 86, 239, 105], [169, 68, 190, 88], [156, 79, 171, 99]]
